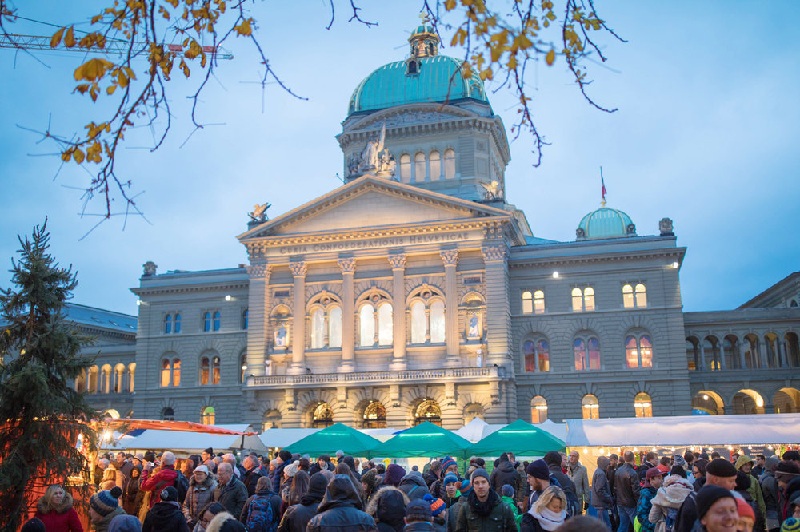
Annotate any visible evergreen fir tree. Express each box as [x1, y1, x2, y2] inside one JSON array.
[[0, 222, 97, 532]]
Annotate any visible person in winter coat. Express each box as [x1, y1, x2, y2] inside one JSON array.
[[691, 485, 737, 532], [367, 486, 409, 532], [142, 486, 190, 532], [425, 461, 443, 489], [735, 455, 766, 530], [648, 474, 694, 532], [278, 472, 327, 532], [520, 485, 567, 532], [213, 463, 249, 520], [567, 451, 591, 513], [500, 485, 522, 530], [760, 456, 781, 532], [491, 454, 524, 504], [637, 468, 663, 532], [241, 476, 282, 532], [34, 484, 83, 532], [590, 456, 614, 529], [404, 499, 436, 532], [272, 451, 293, 494], [615, 451, 642, 532], [140, 451, 180, 509], [183, 465, 218, 529], [385, 465, 408, 488], [400, 471, 433, 501], [543, 451, 580, 518], [108, 515, 141, 532], [455, 469, 517, 532], [362, 469, 381, 506], [122, 465, 141, 516], [205, 512, 246, 532], [307, 474, 378, 531], [89, 487, 126, 532]]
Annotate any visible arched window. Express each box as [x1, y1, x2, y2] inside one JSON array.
[[203, 312, 212, 332], [308, 293, 343, 349], [411, 301, 427, 344], [414, 399, 442, 426], [572, 287, 595, 312], [311, 308, 325, 349], [201, 406, 215, 425], [623, 283, 647, 309], [582, 394, 600, 419], [241, 309, 248, 330], [212, 311, 221, 332], [524, 338, 550, 372], [400, 154, 411, 182], [444, 149, 455, 179], [533, 290, 545, 314], [414, 152, 426, 181], [101, 365, 111, 393], [174, 313, 181, 333], [625, 334, 653, 368], [634, 392, 653, 417], [635, 284, 647, 307], [128, 363, 136, 392], [531, 396, 548, 423], [161, 359, 171, 387], [161, 407, 175, 421], [378, 303, 393, 345], [430, 300, 445, 343], [200, 356, 219, 385], [359, 304, 375, 347], [164, 314, 172, 334], [88, 366, 99, 393], [311, 403, 334, 428], [362, 401, 387, 429], [574, 336, 601, 370], [409, 288, 446, 345], [113, 364, 125, 393], [329, 307, 343, 348], [429, 150, 441, 180], [522, 291, 533, 314]]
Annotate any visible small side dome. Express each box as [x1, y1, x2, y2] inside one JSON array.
[[576, 207, 636, 240]]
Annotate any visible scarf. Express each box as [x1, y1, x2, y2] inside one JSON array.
[[529, 508, 566, 531], [467, 489, 500, 517]]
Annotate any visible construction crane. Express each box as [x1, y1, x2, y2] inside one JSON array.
[[0, 33, 233, 60]]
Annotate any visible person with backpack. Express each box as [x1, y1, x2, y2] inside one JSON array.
[[543, 452, 580, 519], [241, 476, 281, 532], [648, 474, 694, 532], [143, 486, 190, 532], [140, 451, 184, 509]]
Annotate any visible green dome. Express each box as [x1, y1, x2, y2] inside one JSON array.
[[577, 207, 636, 240], [347, 55, 490, 116]]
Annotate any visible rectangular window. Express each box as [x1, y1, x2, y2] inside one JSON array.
[[533, 290, 545, 314], [522, 291, 533, 314]]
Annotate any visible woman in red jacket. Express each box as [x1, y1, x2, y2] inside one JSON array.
[[34, 485, 83, 532]]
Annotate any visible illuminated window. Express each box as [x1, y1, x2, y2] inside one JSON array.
[[444, 149, 456, 179], [429, 150, 441, 180], [626, 334, 654, 368], [362, 401, 387, 429], [201, 356, 221, 385], [574, 336, 601, 370], [522, 291, 533, 314], [531, 396, 548, 424], [533, 290, 545, 314], [409, 288, 445, 344], [414, 152, 426, 181], [414, 399, 442, 426], [359, 304, 375, 347], [523, 338, 550, 372], [312, 403, 334, 428], [201, 406, 215, 425], [582, 394, 600, 419], [239, 353, 247, 383], [572, 287, 595, 312], [161, 358, 181, 387], [623, 283, 647, 309], [634, 392, 653, 417]]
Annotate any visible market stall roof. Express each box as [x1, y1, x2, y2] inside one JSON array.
[[286, 423, 381, 457], [565, 413, 800, 447], [470, 419, 566, 456], [103, 426, 267, 454], [260, 428, 320, 449], [106, 419, 256, 435], [372, 421, 473, 458], [454, 417, 504, 443]]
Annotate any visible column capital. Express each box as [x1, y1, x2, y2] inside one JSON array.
[[289, 261, 307, 277], [246, 262, 271, 280], [338, 257, 357, 274], [440, 249, 459, 267], [387, 253, 407, 270], [482, 245, 507, 262]]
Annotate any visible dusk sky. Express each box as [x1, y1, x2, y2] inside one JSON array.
[[1, 1, 798, 317]]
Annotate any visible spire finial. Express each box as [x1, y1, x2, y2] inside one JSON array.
[[600, 166, 607, 207]]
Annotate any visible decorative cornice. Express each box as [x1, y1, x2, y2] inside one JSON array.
[[507, 248, 685, 270], [246, 263, 271, 280], [338, 257, 357, 274], [440, 249, 459, 267], [133, 281, 249, 297], [482, 245, 508, 262]]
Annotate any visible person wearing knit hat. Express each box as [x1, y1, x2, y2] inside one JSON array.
[[404, 498, 433, 529], [142, 486, 190, 532], [734, 497, 755, 532], [454, 467, 516, 531], [281, 472, 329, 532], [20, 518, 46, 532], [422, 492, 448, 529], [525, 458, 552, 508], [735, 455, 767, 529], [441, 457, 458, 476], [674, 459, 738, 532], [638, 469, 663, 532], [783, 518, 800, 532], [693, 485, 737, 532], [470, 468, 490, 484], [89, 487, 125, 532], [108, 514, 142, 532], [385, 463, 407, 487], [205, 512, 247, 532]]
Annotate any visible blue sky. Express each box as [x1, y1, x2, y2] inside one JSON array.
[[1, 1, 798, 316]]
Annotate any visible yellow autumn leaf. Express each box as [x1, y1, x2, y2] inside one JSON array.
[[64, 26, 75, 48], [545, 48, 555, 66], [235, 18, 252, 36], [444, 0, 456, 10], [73, 148, 85, 164], [50, 28, 64, 48], [106, 84, 117, 95]]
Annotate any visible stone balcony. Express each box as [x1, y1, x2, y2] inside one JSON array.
[[246, 365, 505, 389]]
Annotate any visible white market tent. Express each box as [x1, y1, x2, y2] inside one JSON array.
[[260, 428, 319, 449], [565, 413, 800, 447], [454, 417, 505, 443], [104, 424, 267, 454]]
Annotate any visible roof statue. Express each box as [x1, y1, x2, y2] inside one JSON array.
[[480, 180, 503, 200], [248, 202, 270, 224], [352, 122, 395, 179]]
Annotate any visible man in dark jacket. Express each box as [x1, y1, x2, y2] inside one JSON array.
[[143, 486, 191, 532], [674, 458, 736, 532], [424, 460, 442, 489], [544, 451, 580, 517], [214, 462, 249, 519], [454, 469, 516, 532], [591, 456, 614, 529], [278, 472, 327, 532], [242, 456, 264, 497], [400, 471, 432, 501], [638, 452, 657, 483], [614, 451, 641, 532], [490, 453, 523, 504], [272, 450, 292, 494], [307, 475, 378, 531]]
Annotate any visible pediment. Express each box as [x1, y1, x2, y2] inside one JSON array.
[[238, 176, 511, 241]]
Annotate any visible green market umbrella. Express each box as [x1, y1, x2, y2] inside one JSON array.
[[372, 421, 473, 459], [470, 419, 565, 456], [285, 423, 381, 457]]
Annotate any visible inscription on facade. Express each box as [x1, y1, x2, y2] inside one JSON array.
[[278, 232, 471, 255]]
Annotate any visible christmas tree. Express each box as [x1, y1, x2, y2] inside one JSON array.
[[0, 222, 97, 531]]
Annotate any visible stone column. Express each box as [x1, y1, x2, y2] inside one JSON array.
[[441, 249, 460, 367], [246, 262, 271, 377], [288, 261, 307, 375], [717, 340, 726, 370], [758, 335, 768, 369], [338, 258, 356, 373], [388, 254, 407, 371], [699, 342, 706, 371], [482, 243, 512, 369], [780, 333, 789, 368], [738, 338, 747, 369]]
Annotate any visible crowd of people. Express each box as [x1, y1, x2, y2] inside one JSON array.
[[18, 446, 800, 532]]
